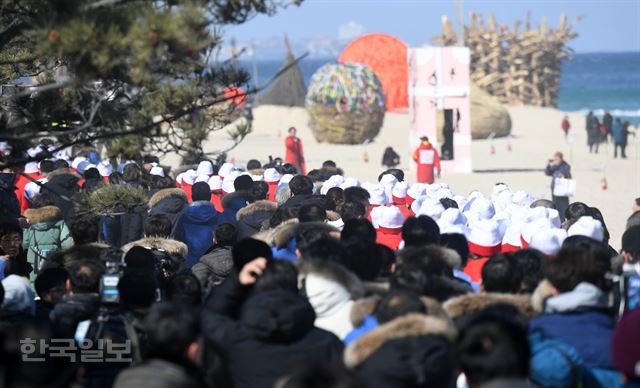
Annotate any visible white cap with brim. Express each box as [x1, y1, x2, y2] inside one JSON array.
[[24, 162, 39, 174], [150, 166, 165, 177], [530, 228, 567, 255], [374, 206, 405, 229], [197, 161, 214, 177], [264, 168, 282, 183], [208, 176, 222, 191], [97, 161, 113, 177]]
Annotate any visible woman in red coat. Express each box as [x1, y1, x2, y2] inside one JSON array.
[[285, 127, 306, 175], [412, 136, 441, 184]]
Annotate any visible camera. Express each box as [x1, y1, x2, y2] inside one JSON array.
[[99, 259, 126, 305]]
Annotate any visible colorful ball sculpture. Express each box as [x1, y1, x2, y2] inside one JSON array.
[[305, 62, 386, 144]]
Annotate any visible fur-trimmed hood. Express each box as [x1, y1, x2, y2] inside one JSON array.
[[443, 292, 538, 320], [236, 200, 277, 221], [47, 168, 82, 181], [24, 206, 62, 224], [344, 314, 456, 369], [148, 188, 187, 209], [271, 221, 338, 248], [398, 244, 462, 270], [121, 236, 188, 258], [300, 260, 365, 300], [349, 295, 448, 328], [221, 190, 248, 210]]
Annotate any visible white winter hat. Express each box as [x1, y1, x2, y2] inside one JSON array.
[[321, 175, 345, 195], [195, 174, 210, 183], [24, 162, 39, 174], [452, 195, 468, 209], [222, 171, 239, 193], [433, 188, 455, 201], [208, 176, 222, 191], [511, 190, 534, 208], [97, 161, 113, 177], [24, 180, 46, 202], [379, 174, 398, 187], [264, 168, 282, 183], [26, 146, 44, 158], [415, 197, 445, 220], [368, 186, 388, 206], [567, 216, 605, 242], [340, 177, 360, 190], [218, 162, 236, 178], [280, 174, 294, 185], [181, 169, 198, 186], [150, 166, 165, 177], [437, 208, 469, 235], [491, 183, 511, 202], [392, 181, 409, 199], [373, 206, 405, 229], [493, 189, 514, 213], [76, 160, 91, 174], [521, 217, 554, 247], [175, 172, 185, 185], [407, 183, 426, 201], [467, 197, 496, 221], [530, 228, 567, 256], [468, 219, 503, 256], [528, 206, 561, 228], [196, 161, 214, 177], [71, 156, 87, 170]]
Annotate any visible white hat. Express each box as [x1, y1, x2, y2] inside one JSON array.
[[150, 166, 165, 177], [521, 218, 553, 246], [567, 216, 605, 242], [368, 186, 388, 206], [392, 181, 408, 199], [222, 171, 239, 193], [528, 206, 561, 228], [24, 180, 46, 202], [264, 168, 282, 183], [251, 174, 263, 181], [175, 172, 184, 185], [491, 183, 511, 202], [53, 150, 69, 162], [468, 219, 503, 256], [181, 169, 198, 186], [196, 161, 214, 177], [195, 174, 209, 183], [97, 161, 113, 177], [452, 195, 468, 209], [493, 189, 514, 213], [0, 142, 12, 156], [77, 160, 91, 174], [411, 197, 444, 220], [24, 162, 39, 174], [380, 174, 398, 199], [321, 175, 345, 195], [530, 228, 567, 256], [208, 176, 222, 191], [407, 183, 425, 201], [373, 206, 405, 229], [218, 162, 236, 178], [511, 190, 534, 208], [26, 146, 44, 158], [467, 197, 496, 221], [433, 188, 455, 201], [71, 156, 87, 170], [340, 177, 361, 189], [437, 208, 469, 235]]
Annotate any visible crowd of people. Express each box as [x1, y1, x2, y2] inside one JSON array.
[[0, 140, 640, 388], [580, 111, 635, 158]]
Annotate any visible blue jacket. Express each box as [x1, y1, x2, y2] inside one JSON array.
[[175, 201, 221, 268], [613, 120, 624, 143], [220, 193, 248, 226], [344, 315, 379, 345], [545, 161, 571, 191]]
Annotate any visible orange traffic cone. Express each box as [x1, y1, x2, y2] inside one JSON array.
[[601, 177, 608, 191]]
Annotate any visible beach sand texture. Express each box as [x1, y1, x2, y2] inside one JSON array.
[[189, 105, 639, 249]]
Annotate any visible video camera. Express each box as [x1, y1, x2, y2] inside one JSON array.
[[619, 262, 640, 314], [99, 258, 126, 305]]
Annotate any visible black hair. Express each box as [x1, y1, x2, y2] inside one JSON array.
[[322, 160, 337, 168], [289, 175, 314, 196], [53, 159, 69, 170], [246, 159, 261, 170], [530, 199, 556, 209], [70, 215, 100, 245], [68, 259, 105, 293], [143, 155, 160, 164], [377, 244, 396, 277], [144, 214, 172, 238], [124, 246, 157, 271], [298, 203, 326, 223], [456, 315, 530, 385], [440, 233, 469, 268], [589, 207, 610, 243], [636, 197, 640, 207], [481, 254, 523, 293], [39, 160, 55, 174], [166, 273, 202, 307], [279, 363, 365, 388], [374, 290, 427, 324], [325, 187, 344, 210], [234, 175, 254, 192], [253, 260, 299, 293], [378, 168, 404, 182], [214, 223, 236, 247], [280, 163, 298, 175], [83, 167, 101, 180], [439, 197, 458, 209], [34, 267, 68, 300], [108, 171, 125, 185], [402, 216, 440, 247], [343, 187, 370, 209], [564, 202, 591, 225], [512, 249, 547, 293], [341, 218, 376, 244], [118, 269, 158, 309], [338, 201, 367, 222], [122, 163, 143, 183], [0, 221, 22, 238], [342, 240, 384, 281], [269, 206, 299, 228], [144, 302, 200, 365], [156, 176, 176, 189], [247, 181, 269, 203], [306, 169, 323, 183], [547, 236, 610, 292], [192, 181, 212, 202], [232, 238, 273, 270]]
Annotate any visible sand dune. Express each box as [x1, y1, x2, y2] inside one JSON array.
[[194, 105, 639, 249]]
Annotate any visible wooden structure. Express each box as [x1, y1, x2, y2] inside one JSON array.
[[434, 13, 579, 107]]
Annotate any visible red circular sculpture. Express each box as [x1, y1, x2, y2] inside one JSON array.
[[338, 33, 408, 112]]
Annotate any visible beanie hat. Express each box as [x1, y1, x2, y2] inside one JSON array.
[[192, 181, 212, 202], [71, 156, 87, 171], [222, 171, 239, 194], [195, 174, 209, 183], [197, 161, 214, 177], [264, 168, 282, 183], [24, 161, 39, 174], [150, 165, 165, 177], [529, 228, 567, 256], [612, 308, 640, 379], [280, 174, 294, 185], [97, 160, 113, 177], [1, 275, 35, 315], [521, 218, 554, 247], [567, 216, 604, 242], [512, 190, 534, 208], [415, 197, 445, 220], [380, 174, 398, 200], [467, 219, 503, 257], [433, 188, 455, 201], [218, 162, 236, 178], [622, 225, 640, 257], [208, 175, 223, 191], [182, 169, 198, 186], [368, 186, 388, 206], [321, 175, 344, 195], [234, 175, 253, 192], [467, 197, 496, 221], [392, 181, 408, 199], [437, 208, 468, 235], [372, 206, 405, 229], [340, 177, 361, 189], [24, 180, 45, 202]]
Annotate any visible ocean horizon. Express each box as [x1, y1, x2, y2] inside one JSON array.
[[237, 51, 640, 126]]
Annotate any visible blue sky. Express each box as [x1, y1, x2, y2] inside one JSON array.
[[226, 0, 640, 59]]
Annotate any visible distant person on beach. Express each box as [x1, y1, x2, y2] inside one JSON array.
[[626, 197, 640, 230], [603, 111, 613, 143], [545, 151, 572, 221], [284, 126, 306, 175], [381, 147, 400, 168], [561, 115, 571, 136], [613, 118, 635, 159], [586, 111, 601, 154], [412, 136, 441, 184]]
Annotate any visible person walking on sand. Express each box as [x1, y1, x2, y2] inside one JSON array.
[[586, 111, 600, 154], [412, 136, 441, 184], [561, 115, 571, 136], [285, 127, 306, 175], [603, 111, 613, 143], [545, 151, 572, 221]]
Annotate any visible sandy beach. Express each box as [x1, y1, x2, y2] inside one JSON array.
[[187, 104, 639, 249]]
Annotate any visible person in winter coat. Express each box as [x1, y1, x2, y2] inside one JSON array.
[[95, 184, 147, 248], [147, 188, 188, 239], [22, 205, 73, 280], [603, 111, 613, 142], [201, 258, 344, 388], [586, 112, 601, 154], [300, 260, 365, 340], [45, 169, 81, 226], [34, 267, 67, 323], [0, 172, 21, 223], [174, 182, 222, 268], [627, 197, 640, 230], [0, 221, 32, 280], [0, 275, 36, 331], [529, 239, 620, 386], [15, 162, 43, 215], [285, 126, 306, 175], [381, 147, 400, 168], [545, 151, 571, 221], [235, 200, 277, 240], [191, 223, 236, 289], [412, 136, 441, 184], [613, 117, 633, 159]]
